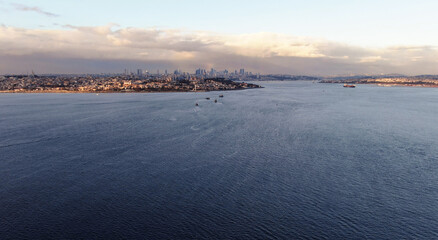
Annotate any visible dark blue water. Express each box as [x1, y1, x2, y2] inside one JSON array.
[[1, 82, 437, 239]]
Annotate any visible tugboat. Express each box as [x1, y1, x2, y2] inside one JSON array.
[[343, 84, 356, 88]]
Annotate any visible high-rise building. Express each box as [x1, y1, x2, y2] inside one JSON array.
[[210, 68, 216, 76], [137, 69, 142, 76], [239, 69, 245, 75], [196, 68, 207, 75]]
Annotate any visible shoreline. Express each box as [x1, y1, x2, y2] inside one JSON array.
[[320, 82, 438, 88], [0, 88, 262, 94], [0, 76, 262, 94], [375, 83, 438, 88]]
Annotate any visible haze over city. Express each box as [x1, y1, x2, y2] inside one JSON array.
[[1, 0, 438, 75]]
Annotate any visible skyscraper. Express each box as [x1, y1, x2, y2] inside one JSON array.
[[210, 68, 216, 76], [239, 69, 245, 75]]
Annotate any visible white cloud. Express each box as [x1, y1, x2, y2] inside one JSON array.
[[1, 24, 438, 74], [360, 56, 383, 63]]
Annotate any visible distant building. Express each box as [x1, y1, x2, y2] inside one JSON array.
[[195, 68, 206, 75], [240, 69, 245, 75], [137, 69, 142, 76]]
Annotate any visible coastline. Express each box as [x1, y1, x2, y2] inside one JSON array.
[[320, 76, 438, 88], [375, 83, 438, 88], [0, 87, 262, 94], [320, 82, 438, 88], [0, 76, 262, 93]]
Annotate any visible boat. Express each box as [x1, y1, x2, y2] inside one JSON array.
[[343, 84, 356, 88], [195, 103, 199, 106], [214, 99, 217, 103], [219, 95, 224, 98], [206, 97, 210, 100]]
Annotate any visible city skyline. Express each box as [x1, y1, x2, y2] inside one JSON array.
[[1, 0, 438, 75]]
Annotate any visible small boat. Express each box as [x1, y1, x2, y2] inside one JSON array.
[[219, 95, 224, 98], [214, 99, 217, 103], [206, 97, 210, 100], [343, 84, 356, 88], [195, 103, 199, 106]]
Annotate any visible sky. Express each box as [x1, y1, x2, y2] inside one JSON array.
[[1, 0, 438, 75]]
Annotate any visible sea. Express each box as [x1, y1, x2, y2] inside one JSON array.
[[1, 81, 437, 239]]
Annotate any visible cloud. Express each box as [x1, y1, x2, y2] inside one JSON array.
[[12, 3, 58, 17], [0, 24, 438, 75], [359, 56, 383, 63]]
